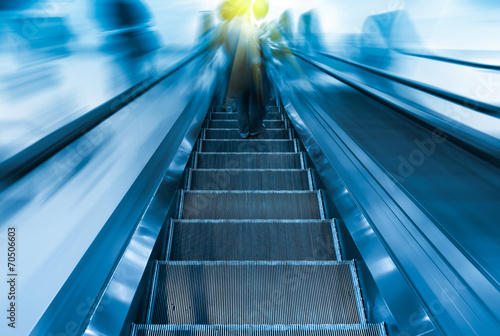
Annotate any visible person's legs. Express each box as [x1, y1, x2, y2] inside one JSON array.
[[249, 83, 267, 135], [236, 87, 251, 138]]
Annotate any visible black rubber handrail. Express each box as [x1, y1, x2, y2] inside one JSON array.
[[291, 50, 500, 168], [0, 45, 208, 191], [315, 50, 500, 118], [395, 48, 500, 71]]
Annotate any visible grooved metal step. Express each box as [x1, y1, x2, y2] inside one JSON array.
[[203, 129, 292, 140], [130, 103, 387, 336], [207, 120, 287, 129], [146, 261, 366, 325], [179, 191, 325, 220], [188, 169, 312, 191], [211, 112, 282, 120], [166, 219, 339, 261], [195, 153, 304, 169], [200, 140, 296, 153], [131, 324, 387, 336], [267, 106, 281, 112]]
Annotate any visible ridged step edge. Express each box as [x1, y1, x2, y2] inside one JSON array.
[[210, 105, 282, 112], [202, 129, 292, 136], [209, 113, 283, 121], [204, 120, 289, 129], [202, 129, 293, 140], [178, 190, 326, 220], [157, 260, 351, 266], [131, 323, 387, 335], [186, 168, 314, 191], [210, 112, 283, 116], [193, 152, 306, 170], [165, 219, 342, 261], [199, 139, 299, 153], [186, 168, 313, 189], [145, 260, 366, 325]]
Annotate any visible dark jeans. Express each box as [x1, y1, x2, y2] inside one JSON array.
[[235, 84, 266, 135]]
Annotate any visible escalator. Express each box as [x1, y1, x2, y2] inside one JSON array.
[[131, 101, 387, 336]]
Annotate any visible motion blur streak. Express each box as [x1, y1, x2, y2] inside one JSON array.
[[1, 0, 498, 161]]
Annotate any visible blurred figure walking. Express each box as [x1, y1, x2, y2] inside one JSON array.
[[213, 0, 268, 138], [298, 10, 322, 55], [94, 0, 161, 87]]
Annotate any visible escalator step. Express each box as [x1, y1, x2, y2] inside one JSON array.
[[131, 324, 387, 336], [179, 191, 324, 220], [204, 129, 291, 140], [167, 220, 338, 261], [188, 169, 312, 190], [200, 140, 296, 153], [146, 261, 365, 325], [195, 153, 304, 169], [211, 112, 282, 120], [207, 120, 286, 129]]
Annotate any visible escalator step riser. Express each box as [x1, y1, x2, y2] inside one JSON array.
[[131, 324, 387, 336], [207, 120, 286, 129], [267, 106, 281, 112], [211, 112, 282, 120], [201, 140, 296, 153], [204, 129, 291, 140], [196, 153, 303, 169], [168, 220, 337, 261], [148, 262, 362, 324], [180, 191, 323, 220], [189, 169, 311, 190]]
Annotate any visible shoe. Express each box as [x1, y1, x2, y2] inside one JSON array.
[[250, 124, 266, 136], [223, 98, 237, 112], [240, 131, 249, 139]]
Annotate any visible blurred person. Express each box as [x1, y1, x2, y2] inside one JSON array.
[[198, 11, 216, 43], [1, 1, 72, 61], [297, 10, 322, 55], [252, 0, 272, 104], [358, 10, 422, 70], [258, 9, 302, 87], [94, 0, 161, 87], [212, 0, 268, 138], [0, 0, 73, 99], [277, 10, 293, 44]]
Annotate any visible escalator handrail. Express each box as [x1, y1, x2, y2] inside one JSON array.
[[30, 55, 219, 336], [394, 48, 500, 71], [291, 49, 500, 168], [270, 62, 500, 335], [311, 50, 500, 118], [0, 44, 209, 191]]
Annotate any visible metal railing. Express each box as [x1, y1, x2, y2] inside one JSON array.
[[0, 44, 209, 191]]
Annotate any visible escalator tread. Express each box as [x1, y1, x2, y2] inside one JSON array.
[[188, 169, 312, 191], [135, 101, 386, 336], [200, 140, 296, 153], [147, 261, 364, 325], [167, 219, 338, 261], [131, 324, 387, 336], [179, 191, 325, 220]]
